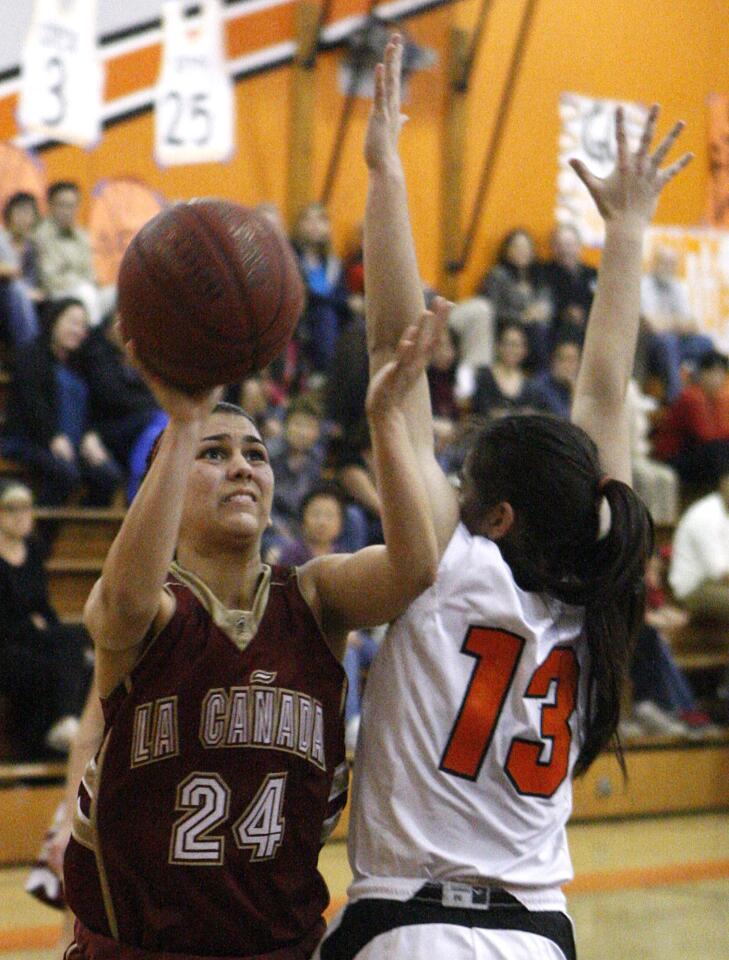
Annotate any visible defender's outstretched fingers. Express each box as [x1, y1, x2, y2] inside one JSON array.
[[637, 104, 660, 167], [385, 34, 402, 114], [568, 158, 601, 196], [373, 63, 385, 112], [615, 107, 628, 173], [659, 152, 694, 185], [651, 120, 686, 169]]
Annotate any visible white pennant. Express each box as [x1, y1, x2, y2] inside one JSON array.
[[17, 0, 105, 149], [154, 0, 236, 167]]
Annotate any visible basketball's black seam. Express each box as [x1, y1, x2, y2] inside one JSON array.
[[184, 202, 263, 368], [188, 202, 297, 367], [127, 227, 233, 380]]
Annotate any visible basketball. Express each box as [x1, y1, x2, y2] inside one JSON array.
[[117, 199, 304, 390]]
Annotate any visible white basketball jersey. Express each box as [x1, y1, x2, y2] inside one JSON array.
[[348, 524, 589, 907], [154, 0, 235, 167], [18, 0, 105, 148]]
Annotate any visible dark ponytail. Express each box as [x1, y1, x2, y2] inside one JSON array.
[[466, 414, 653, 776]]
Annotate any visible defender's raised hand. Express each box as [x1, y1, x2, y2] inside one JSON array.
[[364, 33, 406, 172], [366, 298, 449, 420], [569, 105, 693, 226]]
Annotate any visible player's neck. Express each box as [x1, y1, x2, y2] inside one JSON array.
[[176, 544, 265, 611]]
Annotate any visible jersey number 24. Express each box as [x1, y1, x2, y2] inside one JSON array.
[[440, 627, 579, 798]]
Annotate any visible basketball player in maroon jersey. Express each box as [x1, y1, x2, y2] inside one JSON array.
[[62, 312, 443, 959]]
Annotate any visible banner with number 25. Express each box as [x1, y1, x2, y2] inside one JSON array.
[[18, 0, 105, 149], [154, 0, 235, 167]]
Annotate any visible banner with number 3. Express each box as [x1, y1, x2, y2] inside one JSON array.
[[154, 0, 235, 167], [18, 0, 105, 148]]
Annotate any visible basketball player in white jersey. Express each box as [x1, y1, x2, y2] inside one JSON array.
[[316, 35, 692, 960]]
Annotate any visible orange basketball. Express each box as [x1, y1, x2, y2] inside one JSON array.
[[117, 199, 304, 390]]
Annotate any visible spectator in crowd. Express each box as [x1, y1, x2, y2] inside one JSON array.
[[448, 296, 495, 406], [327, 416, 382, 551], [78, 314, 167, 502], [523, 334, 581, 418], [652, 350, 729, 485], [471, 321, 533, 418], [291, 202, 352, 380], [622, 550, 717, 738], [626, 379, 679, 526], [0, 479, 91, 759], [267, 394, 326, 546], [342, 627, 382, 752], [1, 298, 122, 506], [540, 222, 597, 340], [278, 481, 346, 567], [326, 309, 368, 440], [0, 191, 42, 350], [477, 228, 552, 371], [34, 181, 113, 326], [669, 469, 729, 711], [641, 245, 714, 402], [238, 372, 286, 441], [669, 464, 729, 625]]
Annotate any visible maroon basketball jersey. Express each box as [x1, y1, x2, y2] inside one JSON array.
[[64, 566, 348, 956]]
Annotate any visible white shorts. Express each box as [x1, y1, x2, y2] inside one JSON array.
[[315, 898, 575, 960]]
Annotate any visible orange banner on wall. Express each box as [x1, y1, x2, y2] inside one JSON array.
[[708, 93, 729, 227]]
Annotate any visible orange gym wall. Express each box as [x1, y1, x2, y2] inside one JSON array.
[[0, 0, 727, 297]]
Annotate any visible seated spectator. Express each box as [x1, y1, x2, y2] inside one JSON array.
[[472, 321, 533, 418], [343, 627, 383, 752], [627, 379, 679, 526], [669, 467, 729, 710], [0, 192, 42, 350], [523, 334, 581, 418], [326, 417, 382, 551], [652, 350, 729, 485], [326, 310, 368, 441], [622, 551, 717, 738], [34, 181, 114, 326], [1, 299, 122, 506], [477, 228, 552, 371], [641, 245, 713, 402], [0, 480, 91, 759], [267, 395, 326, 545], [291, 202, 352, 381], [238, 371, 286, 442], [278, 482, 346, 566], [448, 297, 495, 406], [78, 314, 167, 502], [540, 222, 597, 340]]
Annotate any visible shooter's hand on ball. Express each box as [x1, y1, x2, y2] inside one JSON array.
[[124, 337, 223, 426]]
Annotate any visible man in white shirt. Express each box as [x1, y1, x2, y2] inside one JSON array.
[[669, 468, 729, 705]]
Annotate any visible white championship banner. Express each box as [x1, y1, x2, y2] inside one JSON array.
[[154, 0, 235, 167], [645, 225, 729, 354], [556, 92, 649, 248], [17, 0, 105, 149]]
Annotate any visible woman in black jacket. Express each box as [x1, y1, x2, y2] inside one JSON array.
[[0, 479, 91, 757], [1, 298, 122, 505]]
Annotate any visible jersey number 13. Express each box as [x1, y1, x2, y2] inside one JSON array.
[[440, 627, 579, 798]]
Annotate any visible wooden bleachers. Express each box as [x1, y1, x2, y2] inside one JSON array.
[[0, 481, 728, 864]]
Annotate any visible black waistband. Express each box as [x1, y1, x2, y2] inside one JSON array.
[[319, 888, 576, 960]]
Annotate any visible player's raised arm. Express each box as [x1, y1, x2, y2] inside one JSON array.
[[364, 34, 459, 551], [570, 106, 692, 484], [84, 356, 222, 682], [302, 309, 441, 642]]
